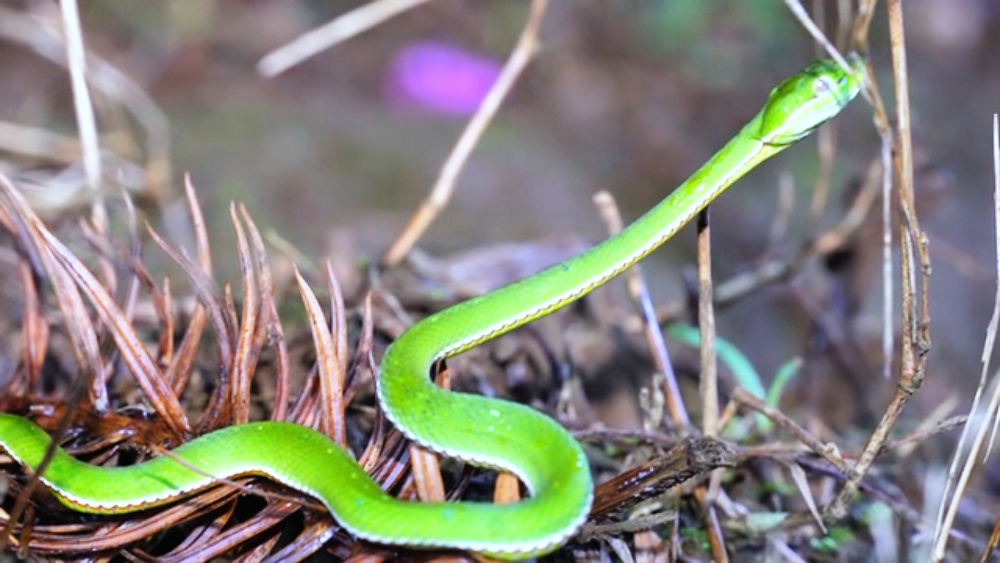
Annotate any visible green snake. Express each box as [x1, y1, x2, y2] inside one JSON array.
[[0, 58, 862, 559]]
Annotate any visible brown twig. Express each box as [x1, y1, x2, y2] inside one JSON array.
[[732, 388, 849, 474], [588, 436, 738, 521], [382, 0, 550, 265], [58, 0, 106, 233], [592, 191, 690, 429], [935, 118, 1000, 560], [238, 205, 292, 423], [344, 293, 376, 406], [230, 203, 261, 424], [293, 265, 347, 445], [408, 368, 450, 503], [693, 208, 727, 562], [257, 0, 433, 78], [696, 211, 718, 439], [164, 178, 211, 396], [782, 0, 852, 70], [18, 258, 47, 393], [326, 260, 350, 419], [825, 0, 930, 531]]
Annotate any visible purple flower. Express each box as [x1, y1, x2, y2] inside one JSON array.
[[385, 41, 503, 116]]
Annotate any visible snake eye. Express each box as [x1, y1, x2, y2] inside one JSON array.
[[813, 75, 835, 97]]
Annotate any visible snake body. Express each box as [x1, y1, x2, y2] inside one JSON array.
[[0, 58, 862, 559]]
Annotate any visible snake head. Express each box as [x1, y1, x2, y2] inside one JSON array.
[[759, 54, 865, 146]]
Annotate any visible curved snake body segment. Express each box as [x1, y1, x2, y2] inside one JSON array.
[[0, 58, 862, 559]]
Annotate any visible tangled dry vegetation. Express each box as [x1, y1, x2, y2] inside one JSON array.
[[0, 162, 979, 562], [0, 176, 740, 560]]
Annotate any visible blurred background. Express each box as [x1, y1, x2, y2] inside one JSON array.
[[0, 0, 998, 428]]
